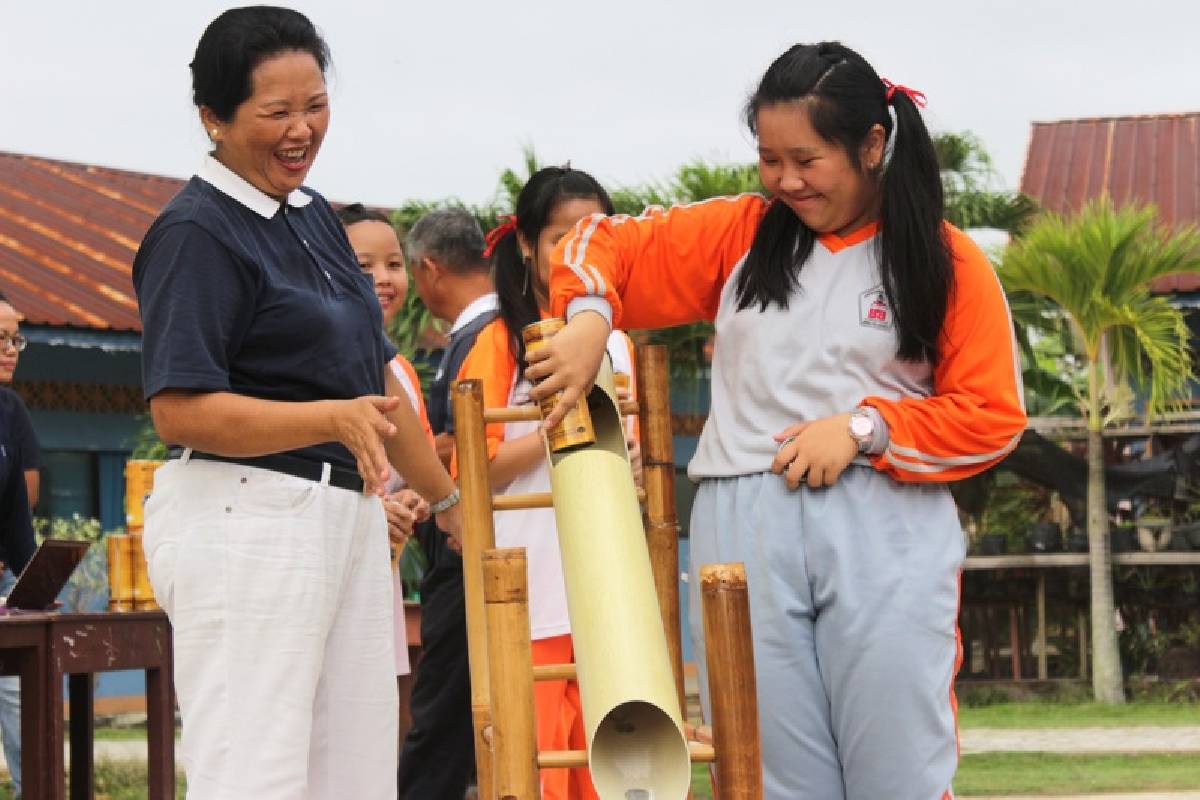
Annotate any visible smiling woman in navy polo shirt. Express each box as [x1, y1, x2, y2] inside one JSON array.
[[131, 8, 462, 799]]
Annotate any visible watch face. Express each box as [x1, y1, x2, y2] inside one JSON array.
[[850, 415, 873, 439]]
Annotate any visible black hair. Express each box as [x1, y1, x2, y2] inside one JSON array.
[[740, 41, 953, 364], [190, 6, 330, 122], [490, 166, 614, 368], [336, 202, 390, 228]]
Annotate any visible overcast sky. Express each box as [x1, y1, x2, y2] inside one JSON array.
[[2, 0, 1196, 209]]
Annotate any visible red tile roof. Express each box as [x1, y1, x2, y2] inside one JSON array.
[[0, 152, 184, 331], [1019, 113, 1200, 292]]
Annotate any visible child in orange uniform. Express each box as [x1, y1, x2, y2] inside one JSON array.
[[459, 166, 639, 800], [339, 204, 433, 689], [528, 43, 1027, 800]]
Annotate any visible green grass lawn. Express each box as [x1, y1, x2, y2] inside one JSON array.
[[955, 752, 1200, 796], [1, 754, 1196, 799], [691, 753, 1200, 797], [959, 701, 1200, 729]]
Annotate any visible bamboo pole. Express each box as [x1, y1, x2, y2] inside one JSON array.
[[701, 563, 763, 799], [532, 663, 576, 682], [482, 548, 540, 800], [538, 743, 716, 770], [453, 379, 499, 800], [485, 402, 638, 424], [494, 488, 646, 512], [637, 345, 687, 716]]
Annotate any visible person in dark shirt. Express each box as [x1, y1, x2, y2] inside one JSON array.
[[132, 9, 461, 799], [0, 291, 37, 800]]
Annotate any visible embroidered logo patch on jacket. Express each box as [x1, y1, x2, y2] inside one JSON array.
[[859, 287, 893, 330]]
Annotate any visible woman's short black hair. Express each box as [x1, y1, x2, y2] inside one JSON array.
[[336, 203, 391, 228], [190, 6, 330, 121]]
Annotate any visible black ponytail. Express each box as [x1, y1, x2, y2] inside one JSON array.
[[492, 166, 615, 368], [738, 42, 953, 364]]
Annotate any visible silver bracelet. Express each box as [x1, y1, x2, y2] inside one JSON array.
[[429, 486, 461, 515]]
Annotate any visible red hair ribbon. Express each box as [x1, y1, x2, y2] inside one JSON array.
[[881, 78, 927, 108], [483, 215, 518, 258]]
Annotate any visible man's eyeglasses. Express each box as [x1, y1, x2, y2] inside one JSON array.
[[1, 334, 27, 352]]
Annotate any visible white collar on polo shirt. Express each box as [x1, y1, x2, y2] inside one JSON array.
[[198, 154, 313, 219], [449, 292, 499, 335]]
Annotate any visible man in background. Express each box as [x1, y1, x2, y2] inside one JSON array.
[[0, 290, 40, 798], [398, 209, 496, 800]]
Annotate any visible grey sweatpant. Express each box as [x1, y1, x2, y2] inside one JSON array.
[[688, 468, 964, 800]]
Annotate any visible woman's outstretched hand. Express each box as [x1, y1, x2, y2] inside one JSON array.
[[770, 414, 857, 490], [328, 395, 402, 496], [524, 312, 610, 429]]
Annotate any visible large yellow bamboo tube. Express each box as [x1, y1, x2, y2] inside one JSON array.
[[636, 345, 688, 718], [700, 563, 763, 799], [483, 548, 540, 800], [452, 379, 499, 800], [546, 357, 690, 800]]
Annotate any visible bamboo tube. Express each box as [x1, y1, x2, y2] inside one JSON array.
[[130, 533, 159, 611], [546, 358, 690, 800], [483, 548, 539, 800], [701, 563, 763, 799], [124, 459, 164, 531], [106, 534, 135, 612], [637, 345, 687, 715], [452, 379, 499, 800]]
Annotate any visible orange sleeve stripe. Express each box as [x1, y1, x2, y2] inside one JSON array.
[[863, 225, 1027, 483], [549, 194, 770, 330]]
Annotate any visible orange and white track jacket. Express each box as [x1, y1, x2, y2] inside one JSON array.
[[549, 194, 1026, 483]]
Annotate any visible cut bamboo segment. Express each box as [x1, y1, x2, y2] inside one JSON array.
[[638, 345, 688, 717], [701, 563, 763, 798], [493, 488, 646, 512], [483, 548, 539, 800], [452, 379, 499, 800]]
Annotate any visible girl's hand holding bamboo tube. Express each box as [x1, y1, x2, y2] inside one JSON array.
[[525, 310, 610, 429]]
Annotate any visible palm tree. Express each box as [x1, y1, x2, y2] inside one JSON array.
[[998, 200, 1200, 703], [935, 131, 1038, 236]]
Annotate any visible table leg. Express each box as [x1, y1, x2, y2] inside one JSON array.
[[146, 664, 176, 799], [48, 663, 66, 799], [17, 645, 49, 800], [69, 673, 94, 800]]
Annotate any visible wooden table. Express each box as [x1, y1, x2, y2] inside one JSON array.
[[0, 610, 175, 799], [963, 552, 1200, 680]]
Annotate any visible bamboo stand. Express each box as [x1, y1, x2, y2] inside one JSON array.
[[454, 345, 762, 799]]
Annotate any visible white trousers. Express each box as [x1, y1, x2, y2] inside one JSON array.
[[144, 456, 398, 800]]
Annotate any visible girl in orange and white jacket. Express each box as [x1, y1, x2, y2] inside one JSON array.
[[458, 166, 640, 800], [528, 43, 1026, 800]]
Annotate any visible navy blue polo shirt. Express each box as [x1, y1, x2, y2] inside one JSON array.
[[0, 387, 37, 574], [133, 156, 396, 471]]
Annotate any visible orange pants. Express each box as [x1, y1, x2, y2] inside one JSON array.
[[531, 635, 598, 800]]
